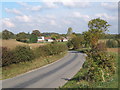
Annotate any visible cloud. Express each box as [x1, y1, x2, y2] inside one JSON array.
[[31, 6, 42, 11], [101, 2, 118, 10], [45, 15, 56, 19], [15, 15, 31, 22], [62, 19, 71, 25], [5, 8, 22, 15], [61, 2, 90, 8], [17, 2, 43, 11], [17, 2, 29, 7], [44, 2, 58, 8], [2, 18, 15, 28], [72, 12, 90, 21], [49, 20, 57, 25], [95, 13, 117, 20], [42, 0, 90, 8]]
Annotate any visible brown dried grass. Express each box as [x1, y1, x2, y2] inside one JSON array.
[[0, 39, 46, 49], [107, 48, 120, 53]]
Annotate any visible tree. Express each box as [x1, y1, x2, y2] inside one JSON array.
[[88, 18, 110, 32], [31, 30, 41, 36], [29, 34, 37, 43], [16, 32, 28, 40], [51, 34, 61, 40], [67, 36, 84, 50], [84, 18, 110, 48], [2, 30, 14, 40], [67, 27, 73, 35]]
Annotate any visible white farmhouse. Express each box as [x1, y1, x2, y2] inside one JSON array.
[[37, 36, 44, 42], [62, 38, 68, 42], [44, 37, 54, 42]]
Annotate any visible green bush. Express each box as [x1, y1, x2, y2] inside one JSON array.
[[13, 46, 35, 63], [2, 43, 67, 67], [95, 42, 107, 51], [67, 40, 73, 49], [29, 34, 37, 43], [67, 36, 83, 50], [16, 39, 29, 43], [83, 50, 116, 82], [106, 39, 118, 48], [35, 43, 68, 58], [2, 47, 15, 66]]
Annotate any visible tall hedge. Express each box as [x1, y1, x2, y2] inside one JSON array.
[[106, 39, 118, 48], [13, 46, 35, 63], [2, 43, 68, 67], [35, 43, 68, 58], [2, 47, 15, 66], [29, 34, 37, 43]]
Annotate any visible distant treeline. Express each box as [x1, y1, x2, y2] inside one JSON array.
[[0, 30, 120, 40], [75, 33, 120, 39], [0, 30, 68, 43]]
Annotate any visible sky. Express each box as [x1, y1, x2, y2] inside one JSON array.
[[0, 0, 118, 34]]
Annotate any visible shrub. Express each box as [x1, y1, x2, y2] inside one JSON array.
[[84, 50, 116, 82], [29, 34, 37, 43], [95, 42, 107, 51], [67, 36, 83, 50], [106, 39, 118, 48], [35, 43, 68, 58], [13, 46, 35, 63], [16, 39, 29, 43], [2, 47, 15, 66], [67, 40, 73, 49]]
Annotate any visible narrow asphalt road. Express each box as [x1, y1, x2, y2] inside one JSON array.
[[2, 51, 86, 88]]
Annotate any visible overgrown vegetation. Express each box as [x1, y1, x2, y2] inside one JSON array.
[[34, 43, 68, 58], [62, 18, 118, 88], [1, 43, 68, 67], [67, 35, 84, 50], [106, 39, 120, 48], [62, 52, 118, 88], [2, 51, 67, 79]]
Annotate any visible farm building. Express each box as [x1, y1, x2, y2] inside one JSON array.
[[37, 36, 68, 42]]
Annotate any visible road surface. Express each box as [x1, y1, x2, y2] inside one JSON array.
[[2, 51, 86, 88]]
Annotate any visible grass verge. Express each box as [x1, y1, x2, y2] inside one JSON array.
[[2, 52, 67, 80], [62, 52, 119, 88]]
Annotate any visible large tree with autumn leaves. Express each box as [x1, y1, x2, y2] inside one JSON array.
[[83, 18, 110, 48]]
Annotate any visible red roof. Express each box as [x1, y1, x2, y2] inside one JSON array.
[[44, 37, 51, 39], [56, 39, 61, 40]]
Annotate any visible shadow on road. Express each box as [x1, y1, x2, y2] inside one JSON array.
[[68, 51, 81, 53], [61, 75, 84, 82]]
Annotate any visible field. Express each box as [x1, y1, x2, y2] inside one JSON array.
[[107, 48, 120, 53], [98, 39, 109, 43], [0, 39, 46, 49]]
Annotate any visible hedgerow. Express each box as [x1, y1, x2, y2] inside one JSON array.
[[106, 39, 118, 48], [35, 43, 68, 58], [2, 43, 68, 67], [2, 47, 15, 66], [13, 46, 35, 63]]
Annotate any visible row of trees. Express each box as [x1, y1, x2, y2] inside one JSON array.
[[1, 29, 68, 43], [67, 18, 120, 50], [1, 30, 41, 43]]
